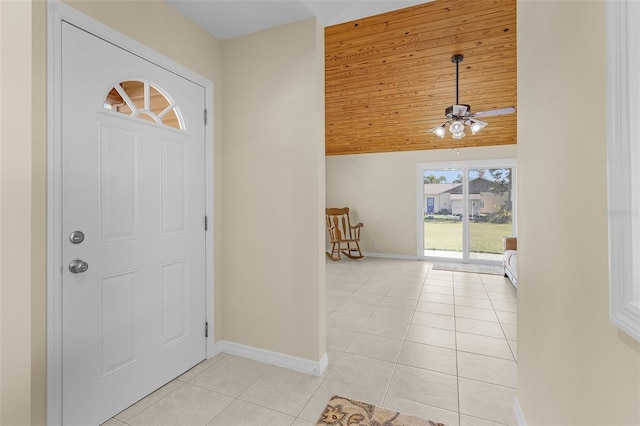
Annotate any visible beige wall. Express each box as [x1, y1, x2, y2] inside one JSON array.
[[0, 1, 47, 424], [0, 1, 222, 424], [518, 1, 640, 424], [326, 145, 517, 256], [221, 18, 326, 361]]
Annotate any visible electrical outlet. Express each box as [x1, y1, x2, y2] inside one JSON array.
[[374, 242, 380, 250]]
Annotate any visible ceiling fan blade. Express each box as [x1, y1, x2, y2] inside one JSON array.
[[473, 107, 516, 118]]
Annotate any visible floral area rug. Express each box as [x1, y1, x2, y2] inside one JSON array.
[[316, 395, 447, 426]]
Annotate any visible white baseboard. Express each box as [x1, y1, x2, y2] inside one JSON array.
[[514, 397, 528, 426], [212, 340, 328, 376], [361, 252, 419, 260]]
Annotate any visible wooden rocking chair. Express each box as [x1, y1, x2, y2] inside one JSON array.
[[325, 207, 364, 261]]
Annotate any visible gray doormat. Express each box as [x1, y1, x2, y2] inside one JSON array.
[[432, 262, 504, 275]]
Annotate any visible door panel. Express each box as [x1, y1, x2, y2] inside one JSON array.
[[99, 123, 140, 241], [162, 137, 188, 234], [161, 261, 188, 347], [423, 168, 463, 259], [61, 22, 206, 425], [468, 168, 513, 262], [100, 271, 138, 377]]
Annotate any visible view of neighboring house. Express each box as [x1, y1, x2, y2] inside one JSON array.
[[424, 178, 508, 217], [423, 183, 458, 214]]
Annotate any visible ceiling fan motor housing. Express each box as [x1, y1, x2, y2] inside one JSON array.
[[445, 104, 471, 119]]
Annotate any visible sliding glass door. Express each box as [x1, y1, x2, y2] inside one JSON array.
[[418, 161, 516, 263], [423, 168, 464, 259], [468, 168, 514, 261]]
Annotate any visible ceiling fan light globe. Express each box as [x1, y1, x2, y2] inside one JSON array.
[[449, 121, 464, 134], [470, 122, 486, 135], [434, 127, 446, 138], [452, 131, 466, 140]]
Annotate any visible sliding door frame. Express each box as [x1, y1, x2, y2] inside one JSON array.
[[416, 159, 517, 263]]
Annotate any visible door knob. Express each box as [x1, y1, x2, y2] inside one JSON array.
[[69, 259, 89, 274]]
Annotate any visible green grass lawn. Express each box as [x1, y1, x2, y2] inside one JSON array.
[[424, 217, 512, 254]]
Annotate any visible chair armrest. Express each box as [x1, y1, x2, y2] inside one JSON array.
[[503, 236, 517, 251], [349, 223, 363, 239]]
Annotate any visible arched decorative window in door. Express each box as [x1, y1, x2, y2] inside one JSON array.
[[103, 80, 184, 130]]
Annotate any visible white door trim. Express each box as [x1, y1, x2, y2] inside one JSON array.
[[47, 2, 215, 424], [607, 0, 640, 343]]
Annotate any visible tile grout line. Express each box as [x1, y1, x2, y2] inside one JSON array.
[[482, 279, 518, 363], [451, 271, 462, 426], [336, 264, 515, 425], [378, 269, 419, 407], [114, 366, 200, 425]]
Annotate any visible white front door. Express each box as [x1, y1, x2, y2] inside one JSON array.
[[61, 22, 206, 425]]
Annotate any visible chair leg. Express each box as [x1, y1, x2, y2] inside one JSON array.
[[326, 242, 341, 261], [342, 241, 364, 259], [355, 241, 363, 258]]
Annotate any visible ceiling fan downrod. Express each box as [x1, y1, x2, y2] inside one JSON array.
[[451, 54, 463, 106]]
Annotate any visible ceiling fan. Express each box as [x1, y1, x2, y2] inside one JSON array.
[[429, 54, 516, 139]]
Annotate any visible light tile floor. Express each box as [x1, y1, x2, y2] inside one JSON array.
[[104, 257, 517, 426]]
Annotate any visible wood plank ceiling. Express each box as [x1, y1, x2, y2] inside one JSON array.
[[325, 0, 517, 155]]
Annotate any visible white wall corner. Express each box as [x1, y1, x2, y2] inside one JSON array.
[[213, 340, 328, 376], [514, 397, 528, 426]]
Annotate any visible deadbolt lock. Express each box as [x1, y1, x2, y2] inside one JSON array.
[[69, 231, 85, 244]]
